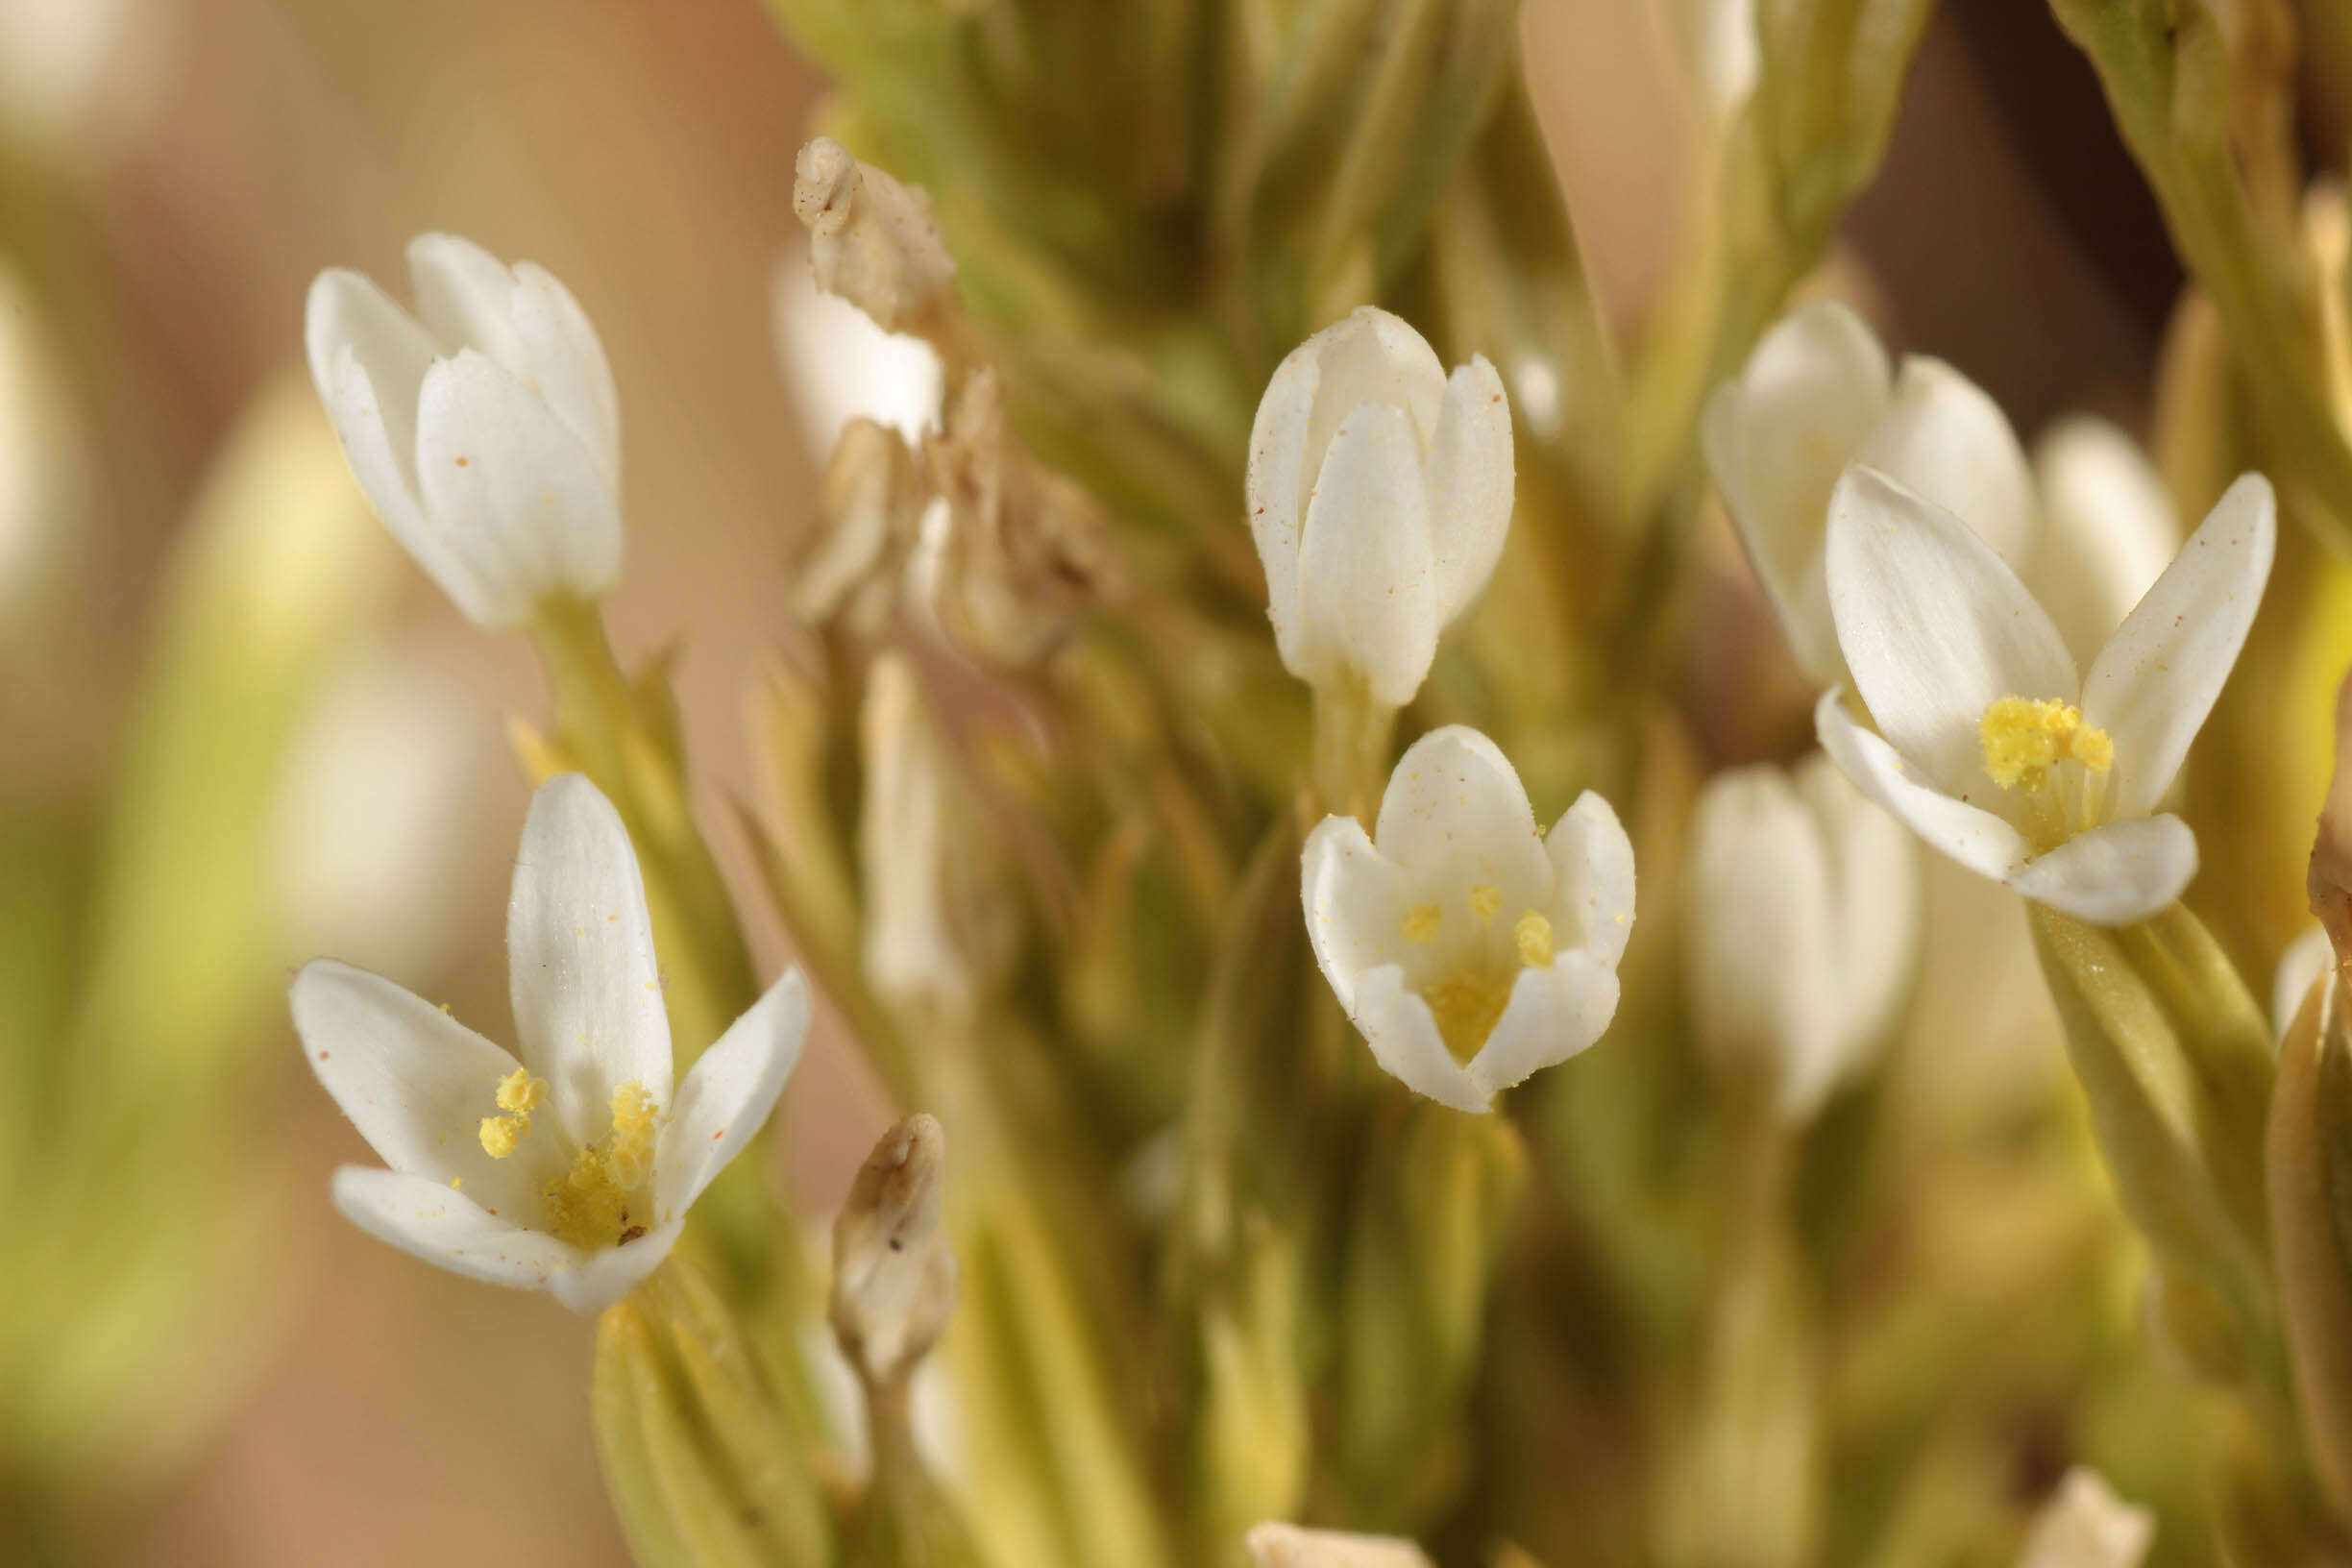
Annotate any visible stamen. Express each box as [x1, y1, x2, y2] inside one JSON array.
[[478, 1066, 550, 1158], [1979, 697, 2112, 792], [1515, 911, 1555, 968], [543, 1079, 662, 1249], [1469, 884, 1502, 925], [1401, 903, 1442, 943]]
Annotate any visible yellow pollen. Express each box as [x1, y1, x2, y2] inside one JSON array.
[[478, 1066, 550, 1159], [1401, 903, 1442, 943], [1515, 911, 1555, 968], [1469, 884, 1502, 925], [543, 1079, 661, 1250], [1979, 697, 2112, 791]]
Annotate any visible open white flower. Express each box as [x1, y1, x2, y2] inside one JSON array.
[[1685, 753, 1918, 1121], [1705, 303, 2186, 682], [1816, 464, 2274, 927], [294, 773, 807, 1312], [305, 233, 623, 628], [1247, 306, 1513, 708], [1302, 726, 1633, 1113], [1704, 299, 2034, 687]]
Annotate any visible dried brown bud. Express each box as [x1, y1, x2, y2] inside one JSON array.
[[831, 1114, 959, 1389], [796, 417, 929, 636], [793, 138, 958, 337]]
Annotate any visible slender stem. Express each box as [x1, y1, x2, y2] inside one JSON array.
[[1309, 674, 1396, 822]]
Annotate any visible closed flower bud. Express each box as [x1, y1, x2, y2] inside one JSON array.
[[1684, 753, 1918, 1120], [1247, 306, 1513, 709], [831, 1114, 958, 1390], [305, 233, 623, 627]]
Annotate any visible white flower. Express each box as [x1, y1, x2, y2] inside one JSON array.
[[1247, 306, 1513, 708], [305, 234, 623, 628], [1684, 753, 1918, 1121], [1245, 1523, 1434, 1568], [2015, 1467, 2154, 1568], [294, 773, 807, 1312], [1816, 464, 2274, 927], [1302, 726, 1633, 1113], [771, 247, 943, 453], [1704, 306, 2186, 684], [1704, 299, 2034, 687]]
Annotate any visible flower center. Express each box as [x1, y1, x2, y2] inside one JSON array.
[[1398, 891, 1556, 1063], [478, 1070, 660, 1249], [1978, 696, 2113, 850]]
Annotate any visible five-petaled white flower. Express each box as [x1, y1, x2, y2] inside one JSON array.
[[1302, 726, 1633, 1113], [1684, 753, 1918, 1121], [1816, 464, 2274, 927], [294, 773, 807, 1312], [305, 233, 623, 628], [1247, 306, 1513, 709], [1704, 300, 2179, 684]]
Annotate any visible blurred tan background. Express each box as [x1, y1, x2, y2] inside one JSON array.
[[0, 0, 2213, 1560]]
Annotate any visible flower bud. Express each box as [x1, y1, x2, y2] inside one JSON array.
[[795, 417, 932, 637], [794, 137, 960, 338], [1247, 306, 1512, 709], [305, 233, 623, 627], [1244, 1523, 1434, 1568], [2015, 1468, 2154, 1568], [831, 1115, 959, 1391], [1684, 753, 1918, 1121]]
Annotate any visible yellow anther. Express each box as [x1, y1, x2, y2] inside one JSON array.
[[496, 1066, 549, 1115], [1979, 697, 2112, 791], [1469, 884, 1502, 925], [478, 1115, 526, 1159], [542, 1080, 662, 1249], [1515, 911, 1556, 968], [1420, 972, 1513, 1064], [1401, 903, 1442, 943]]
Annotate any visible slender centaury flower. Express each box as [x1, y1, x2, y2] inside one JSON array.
[[305, 233, 623, 627], [1816, 464, 2274, 926], [294, 773, 808, 1311], [1303, 725, 1633, 1113], [1247, 306, 1513, 709], [1684, 752, 1918, 1121], [1246, 1523, 1434, 1568], [1704, 300, 2179, 684]]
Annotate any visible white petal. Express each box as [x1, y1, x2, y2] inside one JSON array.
[[315, 349, 502, 620], [1825, 465, 2077, 795], [413, 350, 624, 626], [1346, 965, 1487, 1114], [656, 969, 810, 1218], [1701, 298, 1890, 687], [1246, 1521, 1435, 1567], [2029, 415, 2179, 663], [1373, 725, 1551, 909], [292, 959, 563, 1213], [511, 260, 622, 489], [1245, 337, 1319, 670], [331, 1165, 576, 1292], [1544, 790, 1635, 968], [1792, 751, 1919, 1055], [1856, 356, 2035, 570], [2275, 924, 2335, 1041], [2079, 474, 2275, 820], [1816, 689, 2038, 888], [1465, 949, 1620, 1099], [1306, 307, 1448, 454], [405, 233, 531, 375], [507, 774, 674, 1146], [1294, 403, 1439, 706], [1683, 769, 1840, 1117], [1425, 355, 1513, 626], [2005, 815, 2197, 926], [304, 268, 439, 459], [1301, 814, 1415, 1012], [550, 1220, 684, 1313]]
